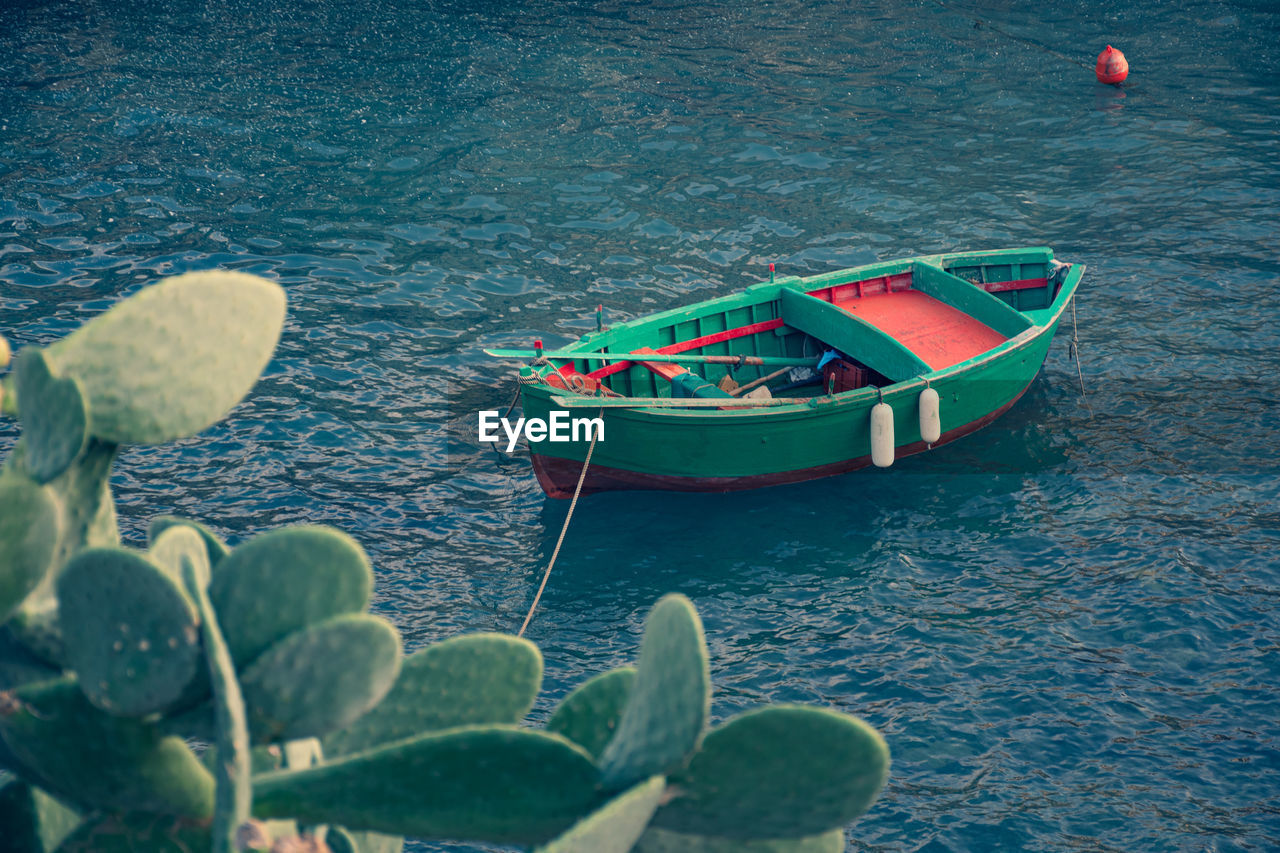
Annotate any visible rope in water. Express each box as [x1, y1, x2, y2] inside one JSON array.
[[517, 408, 602, 638], [1067, 294, 1093, 416]]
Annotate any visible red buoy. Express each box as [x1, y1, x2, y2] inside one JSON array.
[[1095, 45, 1129, 85]]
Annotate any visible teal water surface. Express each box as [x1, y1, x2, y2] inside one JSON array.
[[3, 0, 1279, 850]]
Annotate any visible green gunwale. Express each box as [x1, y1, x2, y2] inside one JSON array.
[[513, 248, 1083, 485]]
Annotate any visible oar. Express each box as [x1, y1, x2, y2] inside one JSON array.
[[484, 348, 818, 368], [729, 366, 792, 397], [551, 394, 818, 409]]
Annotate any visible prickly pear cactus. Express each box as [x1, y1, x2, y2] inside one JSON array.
[[0, 771, 81, 853], [42, 270, 286, 444], [56, 547, 202, 716], [208, 525, 373, 667], [183, 545, 251, 853], [598, 594, 710, 789], [0, 677, 214, 817], [5, 437, 120, 668], [149, 524, 215, 589], [252, 726, 601, 844], [55, 813, 213, 853], [13, 348, 89, 484], [325, 826, 404, 853], [239, 613, 401, 743], [547, 666, 636, 760], [633, 828, 846, 852], [0, 272, 894, 853], [535, 775, 667, 853], [0, 473, 60, 625], [149, 516, 229, 567], [323, 632, 541, 757], [650, 705, 889, 840]]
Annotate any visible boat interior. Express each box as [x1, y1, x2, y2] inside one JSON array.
[[544, 251, 1062, 402]]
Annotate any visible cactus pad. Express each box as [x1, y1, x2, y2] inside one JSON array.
[[149, 524, 213, 593], [535, 775, 666, 853], [253, 726, 601, 844], [208, 525, 372, 667], [634, 828, 846, 852], [0, 473, 60, 625], [43, 270, 286, 445], [183, 552, 252, 853], [57, 547, 201, 716], [7, 438, 120, 668], [547, 666, 637, 760], [599, 595, 710, 789], [0, 676, 214, 816], [327, 827, 405, 853], [240, 614, 401, 743], [56, 813, 213, 853], [149, 515, 229, 569], [0, 627, 60, 692], [324, 633, 541, 757], [14, 348, 90, 484], [0, 773, 82, 853], [652, 705, 889, 840]]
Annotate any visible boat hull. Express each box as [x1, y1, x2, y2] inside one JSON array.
[[513, 248, 1082, 498], [530, 383, 1032, 497]]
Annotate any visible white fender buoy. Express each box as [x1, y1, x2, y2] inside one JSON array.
[[870, 401, 894, 467], [918, 386, 941, 445]]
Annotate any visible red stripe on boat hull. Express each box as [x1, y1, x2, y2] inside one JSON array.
[[531, 384, 1033, 498]]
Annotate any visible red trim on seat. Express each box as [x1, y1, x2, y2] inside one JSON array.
[[655, 318, 785, 354], [981, 277, 1048, 293], [585, 317, 785, 379], [808, 272, 914, 304]]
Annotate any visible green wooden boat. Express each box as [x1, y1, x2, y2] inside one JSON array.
[[489, 247, 1084, 498]]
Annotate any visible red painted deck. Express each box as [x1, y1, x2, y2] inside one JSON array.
[[832, 290, 1007, 370]]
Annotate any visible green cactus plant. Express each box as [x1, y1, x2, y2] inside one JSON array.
[[148, 516, 229, 567], [535, 775, 667, 853], [6, 437, 119, 668], [0, 772, 81, 853], [56, 547, 202, 716], [0, 677, 214, 817], [598, 594, 710, 790], [252, 726, 602, 844], [650, 705, 890, 840], [0, 473, 60, 626], [238, 613, 401, 743], [323, 632, 542, 757], [0, 628, 59, 693], [182, 541, 251, 853], [13, 349, 89, 485], [325, 827, 404, 853], [633, 828, 846, 852], [41, 270, 286, 445], [0, 271, 893, 853], [149, 523, 216, 589], [54, 813, 213, 853], [546, 666, 636, 760], [207, 525, 373, 667]]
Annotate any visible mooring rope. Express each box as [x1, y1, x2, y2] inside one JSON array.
[[517, 409, 602, 638], [1067, 294, 1093, 416]]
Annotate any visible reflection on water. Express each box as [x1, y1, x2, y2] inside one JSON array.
[[3, 0, 1279, 849]]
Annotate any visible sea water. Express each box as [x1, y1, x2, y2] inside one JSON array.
[[2, 0, 1278, 849]]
